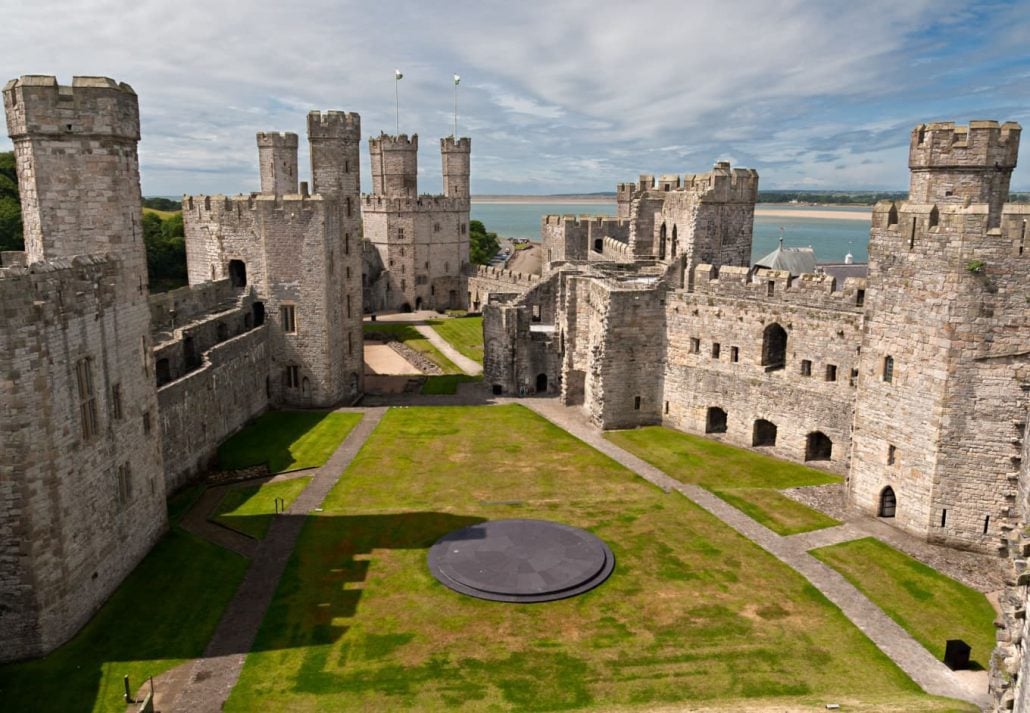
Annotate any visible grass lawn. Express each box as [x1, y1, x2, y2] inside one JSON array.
[[811, 537, 997, 669], [218, 410, 362, 473], [226, 405, 966, 712], [0, 528, 248, 713], [212, 477, 313, 539], [606, 426, 840, 535], [142, 207, 180, 220], [363, 323, 463, 374], [420, 374, 481, 395], [428, 316, 484, 365]]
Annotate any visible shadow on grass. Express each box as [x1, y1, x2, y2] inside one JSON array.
[[217, 410, 355, 473]]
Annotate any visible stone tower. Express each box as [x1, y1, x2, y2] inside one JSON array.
[[848, 120, 1030, 551], [441, 136, 471, 198], [369, 133, 418, 197], [257, 131, 299, 196], [1, 76, 166, 660], [183, 111, 365, 406]]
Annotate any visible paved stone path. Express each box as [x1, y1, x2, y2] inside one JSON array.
[[162, 407, 386, 713], [413, 323, 483, 375], [522, 398, 990, 709]]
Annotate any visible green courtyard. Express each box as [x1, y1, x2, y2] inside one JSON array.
[[0, 405, 987, 712]]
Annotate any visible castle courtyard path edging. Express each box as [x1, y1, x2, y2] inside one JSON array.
[[520, 398, 989, 710], [165, 407, 387, 713], [413, 323, 483, 375]]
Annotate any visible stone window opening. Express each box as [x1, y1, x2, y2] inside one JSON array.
[[1018, 220, 1026, 256], [690, 337, 700, 354], [346, 266, 351, 279], [461, 223, 467, 235], [752, 419, 777, 447], [664, 401, 669, 415], [536, 373, 548, 392], [887, 203, 899, 227], [883, 355, 894, 383], [111, 383, 123, 420], [928, 205, 939, 229], [849, 367, 859, 387], [348, 332, 353, 356], [800, 359, 812, 377], [143, 410, 152, 435], [856, 289, 865, 307], [805, 431, 832, 461], [217, 322, 229, 342], [633, 396, 641, 410], [284, 365, 301, 389], [281, 304, 297, 334], [156, 358, 171, 385], [346, 196, 352, 217], [253, 302, 265, 326], [398, 228, 405, 240], [908, 217, 916, 250], [887, 444, 896, 465], [878, 487, 896, 518], [984, 515, 991, 534], [76, 357, 99, 441], [115, 463, 132, 506], [593, 238, 603, 253], [659, 223, 667, 260], [345, 233, 350, 255], [825, 364, 837, 382], [711, 342, 720, 359], [671, 225, 678, 258], [531, 305, 541, 323], [730, 346, 739, 363], [228, 259, 247, 288], [761, 323, 787, 371], [940, 509, 947, 527], [706, 407, 728, 434], [347, 294, 352, 317], [434, 222, 441, 233]]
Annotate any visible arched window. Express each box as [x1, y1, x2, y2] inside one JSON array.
[[805, 431, 833, 461], [761, 323, 787, 371], [887, 203, 899, 227], [659, 223, 667, 260], [753, 419, 777, 447], [228, 259, 247, 288], [706, 407, 728, 434], [671, 224, 678, 258], [879, 487, 896, 518], [928, 205, 939, 229]]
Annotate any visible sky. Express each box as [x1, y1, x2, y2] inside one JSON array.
[[3, 0, 1030, 196]]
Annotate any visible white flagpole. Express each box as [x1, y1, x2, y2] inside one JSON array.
[[453, 74, 460, 137], [395, 69, 403, 134]]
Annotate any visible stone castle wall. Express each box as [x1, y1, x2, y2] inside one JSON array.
[[467, 264, 540, 312], [0, 255, 166, 661]]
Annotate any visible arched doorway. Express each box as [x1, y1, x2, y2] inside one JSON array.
[[593, 238, 603, 253], [536, 373, 548, 393], [805, 431, 833, 461], [879, 487, 897, 518], [706, 407, 728, 434], [761, 323, 787, 371], [752, 419, 777, 447], [415, 296, 423, 310], [401, 302, 412, 313], [228, 259, 247, 288]]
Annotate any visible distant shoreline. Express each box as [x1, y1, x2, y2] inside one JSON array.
[[472, 196, 613, 205]]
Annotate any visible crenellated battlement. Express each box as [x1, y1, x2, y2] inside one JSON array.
[[542, 214, 630, 229], [370, 132, 418, 150], [256, 131, 297, 148], [0, 252, 121, 319], [617, 162, 759, 205], [3, 75, 139, 140], [184, 193, 331, 227], [909, 120, 1020, 171], [691, 263, 867, 311], [306, 110, 361, 139], [361, 193, 469, 213], [441, 136, 470, 151], [468, 264, 541, 284]]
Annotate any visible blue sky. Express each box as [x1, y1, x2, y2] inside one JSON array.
[[3, 0, 1029, 195]]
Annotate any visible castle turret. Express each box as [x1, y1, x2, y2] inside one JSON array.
[[908, 120, 1020, 227], [441, 136, 471, 198], [308, 111, 361, 199], [369, 133, 418, 197], [257, 131, 298, 196], [3, 75, 145, 277]]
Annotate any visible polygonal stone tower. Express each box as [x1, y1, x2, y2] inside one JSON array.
[[849, 120, 1030, 551], [441, 136, 470, 198], [257, 131, 299, 196], [369, 133, 418, 197], [1, 76, 166, 661]]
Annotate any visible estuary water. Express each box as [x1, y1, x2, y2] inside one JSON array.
[[471, 201, 872, 263]]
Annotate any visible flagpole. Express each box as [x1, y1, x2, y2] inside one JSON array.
[[394, 69, 402, 134], [453, 74, 460, 137]]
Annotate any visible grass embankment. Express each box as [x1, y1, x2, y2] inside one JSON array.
[[227, 404, 963, 712], [812, 537, 996, 669], [606, 426, 840, 535], [218, 410, 361, 473], [428, 316, 484, 366], [213, 477, 313, 539], [363, 323, 463, 374], [0, 487, 247, 713]]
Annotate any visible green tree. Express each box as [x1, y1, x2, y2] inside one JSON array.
[[468, 219, 499, 265], [142, 210, 187, 291], [0, 151, 23, 251]]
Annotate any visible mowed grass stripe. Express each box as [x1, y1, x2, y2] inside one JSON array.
[[606, 426, 841, 535], [428, 316, 484, 365], [227, 405, 966, 712], [218, 410, 362, 473]]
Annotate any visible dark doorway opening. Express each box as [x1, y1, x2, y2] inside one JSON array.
[[415, 296, 423, 310], [228, 259, 247, 288], [184, 335, 200, 371], [805, 431, 833, 461], [492, 384, 503, 396], [253, 302, 265, 326], [536, 373, 548, 393], [593, 238, 603, 253], [706, 407, 728, 434], [761, 323, 787, 371], [879, 487, 897, 518], [449, 290, 458, 309], [155, 358, 171, 386], [401, 302, 412, 313], [752, 419, 777, 447]]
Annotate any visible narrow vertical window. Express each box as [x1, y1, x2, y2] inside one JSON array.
[[766, 280, 775, 297], [856, 289, 865, 307], [800, 359, 812, 377], [347, 294, 352, 317], [711, 343, 721, 359], [690, 338, 700, 354], [940, 509, 947, 527], [345, 232, 350, 255], [348, 332, 353, 356], [883, 355, 894, 383], [281, 304, 297, 334], [76, 357, 98, 440], [730, 346, 739, 363], [887, 444, 896, 465], [143, 411, 152, 435], [984, 515, 991, 534], [111, 383, 123, 420], [633, 396, 641, 410], [116, 463, 132, 506], [825, 364, 837, 382]]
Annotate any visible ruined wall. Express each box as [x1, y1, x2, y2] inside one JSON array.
[[663, 265, 865, 471], [540, 215, 630, 268], [0, 257, 166, 661], [157, 325, 270, 491], [481, 276, 562, 395], [467, 264, 540, 312]]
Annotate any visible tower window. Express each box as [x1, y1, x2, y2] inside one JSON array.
[[281, 304, 297, 334], [887, 444, 896, 465], [825, 364, 837, 382], [284, 365, 300, 388], [883, 355, 894, 383], [76, 357, 99, 440], [730, 346, 739, 363], [690, 338, 700, 354], [800, 359, 812, 377], [115, 463, 132, 506], [761, 323, 787, 371], [634, 396, 641, 410], [711, 342, 720, 359], [856, 289, 865, 307], [111, 383, 123, 420]]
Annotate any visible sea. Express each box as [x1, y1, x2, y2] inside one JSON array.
[[471, 201, 872, 264]]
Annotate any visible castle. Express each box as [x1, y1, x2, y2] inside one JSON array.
[[4, 73, 1030, 711]]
